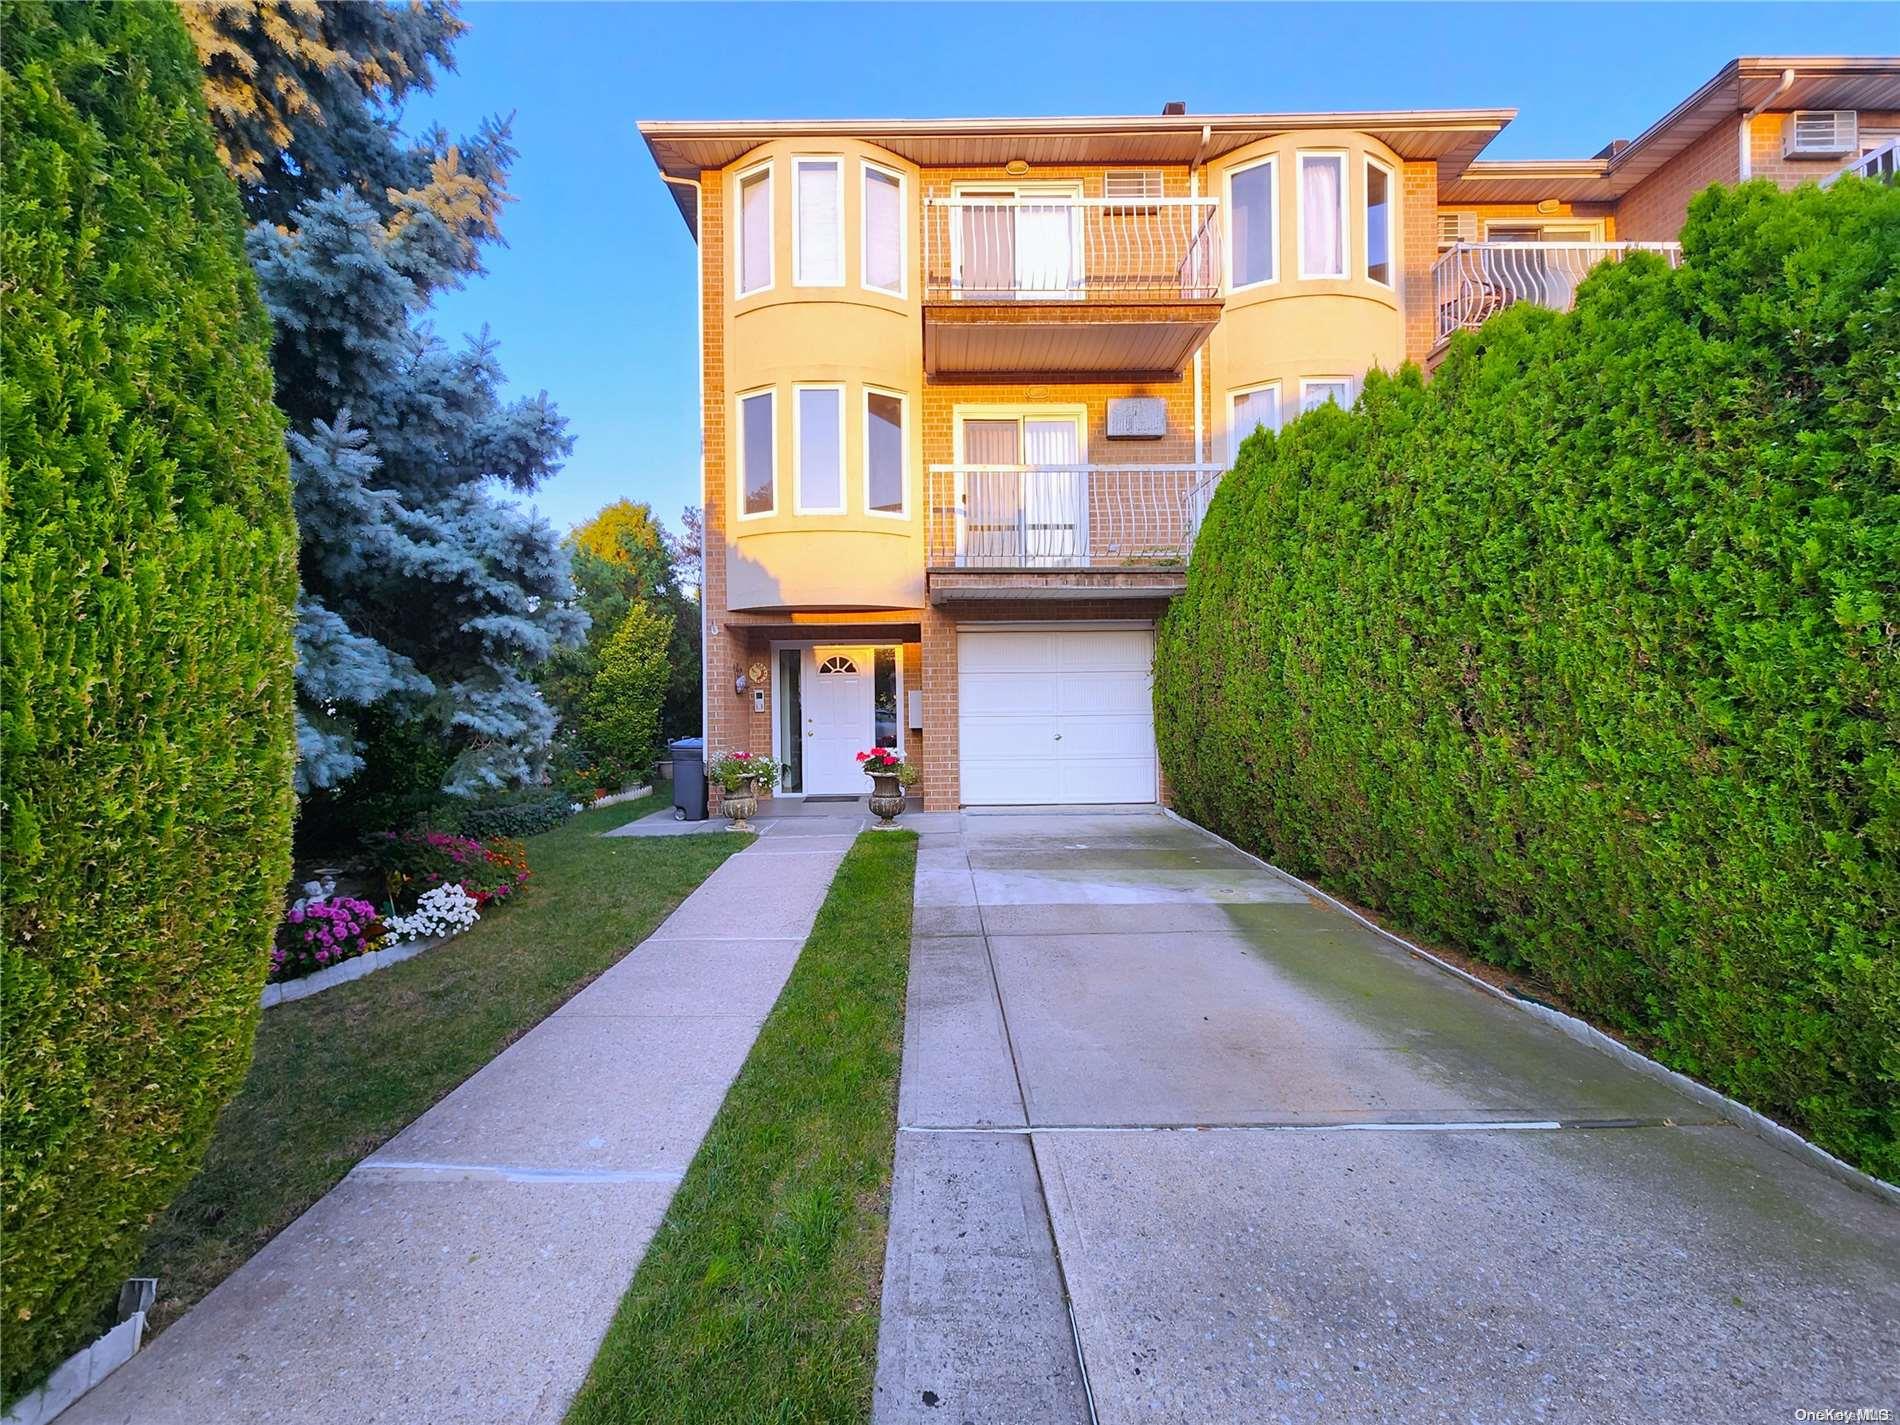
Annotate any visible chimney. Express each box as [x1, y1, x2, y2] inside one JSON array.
[[1161, 100, 1187, 116]]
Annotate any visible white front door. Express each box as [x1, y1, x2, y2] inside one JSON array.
[[803, 647, 872, 794], [957, 627, 1157, 805]]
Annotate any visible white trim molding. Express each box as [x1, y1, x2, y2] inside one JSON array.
[[791, 154, 845, 288], [736, 386, 777, 519], [792, 382, 847, 515], [860, 158, 907, 297], [734, 159, 774, 298], [1224, 154, 1279, 292], [863, 385, 910, 520]]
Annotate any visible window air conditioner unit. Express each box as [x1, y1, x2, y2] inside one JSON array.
[[1437, 211, 1478, 248], [1785, 110, 1857, 158]]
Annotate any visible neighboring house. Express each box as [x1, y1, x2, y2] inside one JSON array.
[[641, 55, 1899, 812]]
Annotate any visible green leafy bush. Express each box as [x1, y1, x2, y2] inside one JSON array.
[[1156, 178, 1898, 1178], [0, 0, 297, 1398], [454, 792, 576, 840], [582, 600, 673, 779]]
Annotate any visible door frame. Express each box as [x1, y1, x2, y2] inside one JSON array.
[[951, 403, 1090, 569], [948, 180, 1086, 300], [769, 640, 907, 799]]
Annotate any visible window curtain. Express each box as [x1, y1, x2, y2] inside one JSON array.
[[1231, 388, 1280, 461], [741, 173, 770, 292], [865, 169, 902, 292], [796, 161, 840, 284], [961, 421, 1020, 566], [1301, 156, 1343, 276], [1023, 419, 1083, 564]]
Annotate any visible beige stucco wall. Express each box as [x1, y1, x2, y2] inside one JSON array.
[[1203, 132, 1407, 458], [721, 139, 926, 611]]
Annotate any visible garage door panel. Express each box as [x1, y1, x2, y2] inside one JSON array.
[[960, 631, 1056, 673], [1056, 717, 1154, 760], [1055, 670, 1151, 716], [961, 671, 1058, 718], [1056, 629, 1154, 671], [1055, 757, 1153, 804], [959, 627, 1157, 807]]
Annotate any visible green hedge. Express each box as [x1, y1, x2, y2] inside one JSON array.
[[1, 1, 297, 1399], [454, 791, 577, 841], [1156, 178, 1898, 1179]]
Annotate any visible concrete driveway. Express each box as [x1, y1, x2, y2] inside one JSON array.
[[873, 809, 1900, 1424]]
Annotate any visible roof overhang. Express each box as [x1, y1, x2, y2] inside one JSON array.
[[1441, 56, 1900, 203], [641, 109, 1514, 234]]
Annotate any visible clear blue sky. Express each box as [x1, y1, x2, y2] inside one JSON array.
[[411, 1, 1884, 539]]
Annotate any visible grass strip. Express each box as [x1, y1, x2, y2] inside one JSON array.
[[565, 829, 920, 1425], [137, 796, 749, 1333]]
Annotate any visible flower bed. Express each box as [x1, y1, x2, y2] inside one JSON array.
[[272, 896, 385, 982]]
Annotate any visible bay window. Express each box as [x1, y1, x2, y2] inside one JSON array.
[[737, 163, 772, 296], [794, 157, 843, 286], [865, 389, 907, 516], [1227, 157, 1276, 289], [1366, 158, 1393, 286], [794, 385, 844, 513], [1230, 384, 1281, 462], [863, 162, 904, 294], [1298, 153, 1346, 279], [740, 390, 775, 516]]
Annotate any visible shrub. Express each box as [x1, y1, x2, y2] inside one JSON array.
[[1156, 178, 1899, 1179], [272, 898, 386, 983], [454, 791, 576, 840], [582, 601, 673, 781], [0, 0, 298, 1397]]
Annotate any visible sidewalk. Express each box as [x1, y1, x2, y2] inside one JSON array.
[[66, 818, 865, 1425]]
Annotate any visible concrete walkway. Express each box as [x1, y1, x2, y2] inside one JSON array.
[[874, 809, 1900, 1423], [68, 814, 866, 1425]]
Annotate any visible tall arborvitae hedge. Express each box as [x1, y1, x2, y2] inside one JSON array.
[[1, 0, 297, 1397], [1157, 178, 1898, 1179]]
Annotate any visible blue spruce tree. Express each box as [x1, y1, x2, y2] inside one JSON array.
[[182, 0, 585, 798]]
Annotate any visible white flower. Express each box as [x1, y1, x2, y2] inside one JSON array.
[[385, 883, 481, 943]]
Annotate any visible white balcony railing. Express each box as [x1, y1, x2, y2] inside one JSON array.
[[923, 197, 1221, 303], [1433, 241, 1683, 345], [927, 463, 1224, 570], [1827, 137, 1899, 185]]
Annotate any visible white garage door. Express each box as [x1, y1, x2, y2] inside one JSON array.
[[958, 627, 1157, 805]]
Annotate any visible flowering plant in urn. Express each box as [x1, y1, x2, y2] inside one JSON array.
[[857, 749, 918, 824]]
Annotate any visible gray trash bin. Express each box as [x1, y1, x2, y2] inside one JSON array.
[[668, 737, 707, 821]]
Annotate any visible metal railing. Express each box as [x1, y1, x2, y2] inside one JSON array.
[[1433, 241, 1683, 345], [1827, 137, 1899, 184], [926, 463, 1224, 569], [923, 197, 1221, 303]]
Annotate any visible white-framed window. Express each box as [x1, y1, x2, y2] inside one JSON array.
[[793, 156, 843, 287], [1365, 157, 1395, 287], [1299, 377, 1353, 415], [1226, 155, 1277, 290], [1297, 152, 1347, 280], [864, 387, 907, 517], [739, 388, 776, 517], [862, 160, 905, 296], [736, 161, 773, 297], [1228, 383, 1282, 462], [793, 383, 845, 514]]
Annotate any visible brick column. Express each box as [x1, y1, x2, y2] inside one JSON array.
[[920, 604, 958, 810], [1400, 159, 1438, 368]]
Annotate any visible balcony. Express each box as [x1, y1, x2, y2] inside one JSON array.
[[921, 196, 1223, 379], [924, 462, 1222, 602], [1828, 136, 1899, 184], [1432, 241, 1682, 347]]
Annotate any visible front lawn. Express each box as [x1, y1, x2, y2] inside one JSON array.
[[138, 796, 749, 1333], [565, 829, 919, 1425]]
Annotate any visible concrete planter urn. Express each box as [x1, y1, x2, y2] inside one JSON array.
[[708, 751, 778, 833], [867, 771, 907, 826], [723, 776, 760, 831], [857, 749, 919, 827]]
